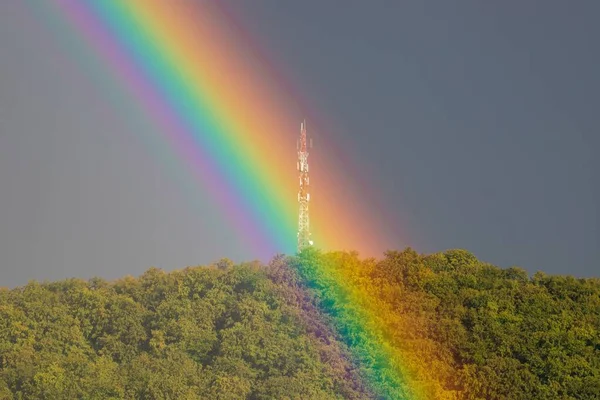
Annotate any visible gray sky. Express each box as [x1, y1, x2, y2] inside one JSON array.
[[1, 1, 598, 286]]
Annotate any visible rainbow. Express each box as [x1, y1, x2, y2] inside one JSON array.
[[40, 0, 402, 260], [37, 0, 418, 397], [291, 249, 431, 399]]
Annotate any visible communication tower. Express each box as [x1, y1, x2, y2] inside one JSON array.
[[297, 119, 313, 252]]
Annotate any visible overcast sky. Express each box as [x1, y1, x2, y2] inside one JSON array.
[[1, 1, 598, 286]]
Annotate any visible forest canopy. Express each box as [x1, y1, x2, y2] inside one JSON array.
[[0, 249, 598, 399]]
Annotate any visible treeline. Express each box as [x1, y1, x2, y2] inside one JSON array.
[[0, 259, 364, 399], [290, 249, 600, 399], [0, 249, 598, 399]]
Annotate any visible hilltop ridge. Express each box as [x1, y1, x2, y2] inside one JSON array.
[[1, 249, 599, 399]]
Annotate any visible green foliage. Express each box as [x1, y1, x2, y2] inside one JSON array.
[[289, 248, 600, 400], [0, 250, 598, 399], [0, 263, 361, 399]]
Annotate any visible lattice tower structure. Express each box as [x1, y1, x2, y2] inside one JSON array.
[[297, 120, 313, 252]]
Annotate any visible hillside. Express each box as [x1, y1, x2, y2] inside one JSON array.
[[0, 249, 599, 399]]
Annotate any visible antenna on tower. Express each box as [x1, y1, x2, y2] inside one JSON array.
[[297, 118, 313, 252]]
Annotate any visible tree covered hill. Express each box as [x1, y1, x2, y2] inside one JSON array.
[[0, 249, 598, 399]]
